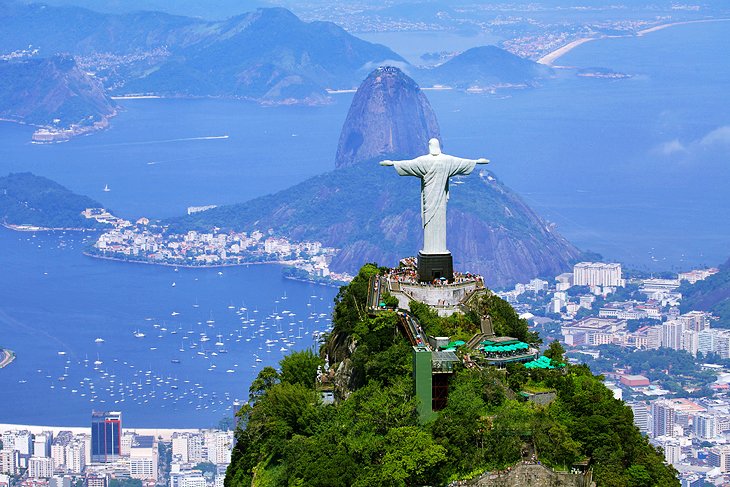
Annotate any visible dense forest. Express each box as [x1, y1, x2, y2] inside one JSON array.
[[225, 264, 678, 486]]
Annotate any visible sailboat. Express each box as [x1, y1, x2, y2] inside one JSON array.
[[103, 184, 110, 192]]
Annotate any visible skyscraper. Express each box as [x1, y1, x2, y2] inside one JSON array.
[[91, 411, 122, 463]]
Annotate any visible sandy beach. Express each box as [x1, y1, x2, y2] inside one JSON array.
[[537, 37, 597, 66], [0, 423, 200, 440], [538, 18, 730, 66]]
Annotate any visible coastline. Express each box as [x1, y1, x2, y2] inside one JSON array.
[[537, 37, 597, 66], [0, 348, 15, 368], [3, 223, 101, 232], [85, 252, 350, 285], [538, 18, 730, 66], [83, 251, 288, 269]]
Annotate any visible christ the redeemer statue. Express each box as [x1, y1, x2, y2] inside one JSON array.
[[381, 138, 489, 282]]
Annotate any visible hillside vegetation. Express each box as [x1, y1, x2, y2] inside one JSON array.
[[225, 264, 678, 487], [0, 172, 106, 229], [679, 257, 730, 327]]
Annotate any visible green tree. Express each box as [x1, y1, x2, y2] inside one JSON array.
[[280, 349, 323, 389], [248, 366, 280, 402], [544, 340, 566, 365], [378, 427, 447, 486]]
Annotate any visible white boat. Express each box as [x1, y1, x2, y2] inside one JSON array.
[[94, 338, 104, 343], [134, 331, 145, 338], [103, 184, 110, 192]]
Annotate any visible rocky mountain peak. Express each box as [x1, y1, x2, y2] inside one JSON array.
[[334, 66, 440, 169]]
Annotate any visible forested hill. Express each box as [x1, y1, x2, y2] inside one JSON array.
[[680, 257, 730, 327], [0, 172, 107, 229], [225, 264, 679, 487], [166, 162, 581, 289]]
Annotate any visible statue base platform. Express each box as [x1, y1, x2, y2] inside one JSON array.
[[417, 252, 453, 282]]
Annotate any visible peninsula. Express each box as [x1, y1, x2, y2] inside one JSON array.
[[0, 173, 117, 231]]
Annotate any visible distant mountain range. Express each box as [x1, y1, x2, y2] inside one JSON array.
[[168, 67, 579, 288], [0, 2, 552, 106], [0, 55, 115, 129], [0, 172, 106, 229]]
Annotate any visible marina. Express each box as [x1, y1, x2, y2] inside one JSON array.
[[0, 228, 336, 427]]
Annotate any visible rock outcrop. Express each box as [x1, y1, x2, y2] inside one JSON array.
[[335, 66, 440, 168]]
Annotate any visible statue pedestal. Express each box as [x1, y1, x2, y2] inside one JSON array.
[[417, 252, 453, 282]]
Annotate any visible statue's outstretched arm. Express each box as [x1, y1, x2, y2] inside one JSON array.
[[380, 158, 418, 166]]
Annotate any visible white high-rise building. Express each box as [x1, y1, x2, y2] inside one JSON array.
[[661, 438, 682, 466], [652, 400, 677, 437], [50, 432, 72, 470], [715, 330, 730, 359], [33, 433, 53, 458], [661, 320, 684, 350], [629, 402, 650, 433], [0, 450, 19, 475], [573, 262, 623, 287], [708, 445, 730, 473], [699, 329, 714, 356], [129, 436, 158, 482], [681, 329, 699, 356], [694, 412, 718, 440], [187, 434, 205, 464], [679, 311, 710, 332], [1, 431, 32, 456], [28, 456, 54, 479], [66, 441, 86, 474], [121, 432, 136, 457], [49, 477, 72, 487], [171, 473, 206, 487], [171, 434, 189, 463], [205, 431, 233, 465]]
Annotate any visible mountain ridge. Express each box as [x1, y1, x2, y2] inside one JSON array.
[[0, 3, 552, 105]]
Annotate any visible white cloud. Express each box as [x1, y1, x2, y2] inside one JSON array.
[[656, 139, 687, 156], [700, 125, 730, 147], [653, 125, 730, 159]]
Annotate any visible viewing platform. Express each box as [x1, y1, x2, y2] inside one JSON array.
[[382, 258, 486, 316]]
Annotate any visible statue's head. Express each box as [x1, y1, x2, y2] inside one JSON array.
[[429, 138, 441, 156]]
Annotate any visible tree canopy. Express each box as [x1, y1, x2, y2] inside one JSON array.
[[226, 265, 678, 487]]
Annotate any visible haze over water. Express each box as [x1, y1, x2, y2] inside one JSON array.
[[0, 21, 728, 427]]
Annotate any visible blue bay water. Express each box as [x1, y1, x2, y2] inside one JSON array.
[[0, 21, 729, 427], [0, 228, 337, 427]]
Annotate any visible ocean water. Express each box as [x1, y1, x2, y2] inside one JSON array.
[[0, 98, 348, 219], [0, 21, 728, 427]]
